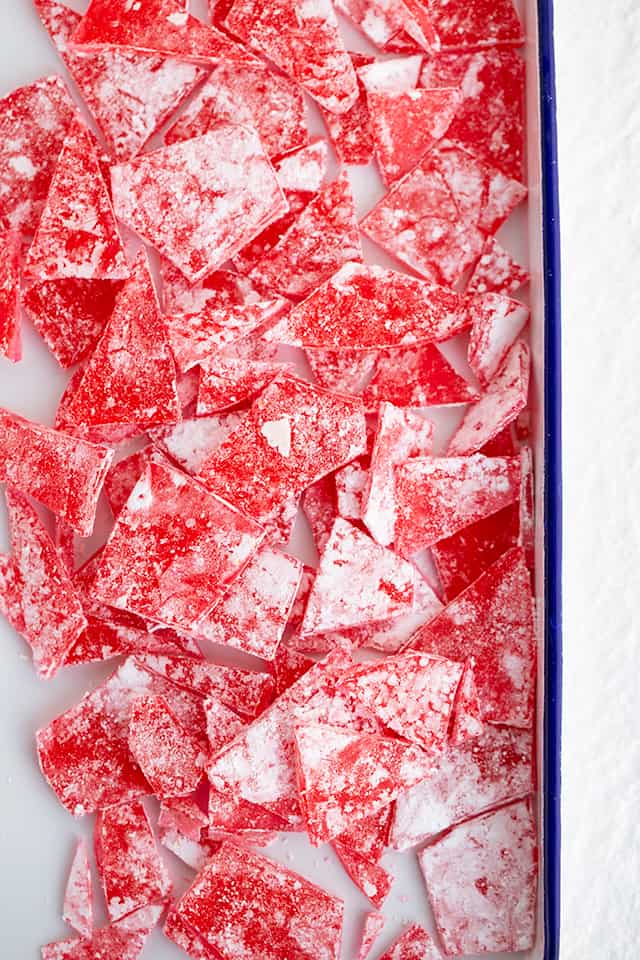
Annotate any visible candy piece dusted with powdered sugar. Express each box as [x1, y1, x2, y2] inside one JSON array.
[[42, 905, 161, 960], [164, 906, 220, 959], [357, 912, 385, 960], [300, 519, 416, 637], [378, 925, 444, 960], [419, 799, 537, 955], [358, 55, 423, 93], [468, 292, 530, 385], [173, 842, 344, 960], [426, 0, 524, 52], [306, 348, 378, 395], [95, 800, 171, 922], [197, 356, 289, 418], [25, 121, 128, 282], [104, 448, 152, 519], [127, 695, 205, 797], [467, 235, 529, 295], [5, 488, 87, 678], [0, 229, 21, 362], [394, 453, 521, 556], [160, 258, 256, 314], [62, 839, 93, 939], [267, 262, 470, 349], [0, 408, 113, 536], [203, 698, 247, 756], [224, 0, 359, 115], [0, 75, 78, 233], [362, 343, 478, 409], [111, 126, 288, 284], [150, 413, 244, 475], [70, 0, 249, 65], [449, 658, 484, 743], [334, 843, 393, 907], [335, 0, 436, 52], [411, 547, 535, 726]]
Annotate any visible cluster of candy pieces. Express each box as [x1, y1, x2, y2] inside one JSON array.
[[0, 0, 537, 957]]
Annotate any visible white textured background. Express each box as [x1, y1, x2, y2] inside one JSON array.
[[557, 2, 640, 958]]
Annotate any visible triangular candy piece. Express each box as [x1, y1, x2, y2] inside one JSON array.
[[267, 262, 470, 349], [301, 477, 339, 556], [25, 121, 128, 281], [197, 374, 366, 531], [426, 0, 524, 52], [362, 343, 479, 409], [197, 356, 289, 417], [321, 53, 375, 166], [164, 907, 221, 960], [174, 842, 344, 960], [467, 234, 529, 295], [335, 0, 436, 52], [334, 843, 393, 907], [35, 0, 205, 161], [357, 912, 385, 960], [71, 0, 248, 66], [150, 412, 244, 475], [307, 347, 378, 395], [63, 839, 93, 939], [294, 720, 431, 844], [335, 802, 392, 863], [93, 459, 265, 633], [468, 291, 529, 386], [158, 797, 209, 842], [160, 256, 256, 313], [369, 87, 462, 185], [448, 339, 530, 455], [104, 447, 152, 519], [43, 907, 161, 960], [394, 453, 521, 555], [127, 695, 205, 798], [418, 799, 537, 955], [338, 652, 463, 752], [112, 126, 288, 284], [300, 518, 416, 637], [224, 0, 359, 114], [6, 488, 87, 678], [165, 58, 307, 158], [378, 925, 444, 960], [249, 172, 363, 300], [0, 75, 78, 233], [391, 724, 533, 848], [270, 645, 314, 699], [358, 55, 423, 93], [203, 697, 247, 756], [449, 659, 485, 744], [362, 402, 434, 547], [63, 251, 180, 430], [411, 547, 535, 726], [95, 800, 172, 922], [0, 229, 21, 362]]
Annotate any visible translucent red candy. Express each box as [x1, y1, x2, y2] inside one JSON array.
[[426, 0, 524, 52], [127, 694, 205, 798], [42, 905, 161, 960], [468, 291, 530, 386], [334, 843, 393, 907], [0, 229, 21, 361], [361, 343, 479, 410], [378, 925, 445, 960], [357, 912, 385, 960], [62, 839, 93, 939], [467, 235, 529, 295]]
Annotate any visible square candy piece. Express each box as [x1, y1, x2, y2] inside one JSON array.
[[0, 229, 21, 361], [419, 799, 537, 955], [111, 126, 288, 284], [175, 841, 344, 960]]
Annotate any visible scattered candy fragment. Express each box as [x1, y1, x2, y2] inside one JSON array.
[[103, 447, 151, 519], [358, 55, 423, 92], [203, 698, 247, 756], [362, 343, 479, 409], [468, 234, 529, 295], [0, 229, 21, 361], [378, 925, 444, 960], [468, 291, 530, 385], [307, 348, 378, 395], [197, 356, 289, 418], [42, 905, 161, 960], [334, 843, 393, 907], [127, 695, 205, 797], [448, 658, 485, 744], [335, 0, 434, 52], [62, 839, 93, 940], [357, 912, 385, 960]]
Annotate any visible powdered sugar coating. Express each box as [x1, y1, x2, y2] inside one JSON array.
[[0, 229, 21, 361], [335, 458, 369, 521], [378, 925, 444, 960], [335, 0, 434, 51], [426, 0, 524, 52], [42, 907, 159, 960], [150, 413, 244, 475], [62, 839, 93, 939], [334, 843, 393, 907], [468, 291, 530, 385], [307, 348, 378, 395], [322, 53, 375, 166], [197, 356, 289, 419], [358, 55, 422, 92], [357, 911, 385, 960], [449, 658, 485, 743], [467, 235, 529, 295], [127, 694, 205, 797], [362, 343, 479, 409]]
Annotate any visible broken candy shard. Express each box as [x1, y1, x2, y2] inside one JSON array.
[[63, 250, 180, 430], [63, 839, 93, 939], [0, 75, 78, 233], [127, 695, 204, 798], [267, 262, 470, 350], [426, 0, 524, 52], [164, 908, 222, 960], [95, 800, 172, 922], [362, 343, 479, 410], [335, 0, 435, 52], [175, 841, 344, 960], [35, 0, 205, 162], [25, 121, 128, 282], [468, 291, 530, 386], [224, 0, 358, 115], [111, 126, 288, 285], [467, 235, 529, 296], [394, 453, 521, 556], [391, 724, 533, 848], [104, 447, 152, 519], [150, 413, 244, 475], [6, 488, 87, 678], [322, 54, 375, 166], [42, 908, 159, 960], [334, 843, 392, 908], [378, 925, 444, 960], [70, 0, 248, 66], [357, 55, 423, 93], [419, 799, 537, 955], [93, 459, 265, 633], [357, 912, 385, 960], [448, 658, 484, 744], [410, 547, 535, 726], [197, 374, 366, 530], [0, 229, 21, 362], [300, 518, 416, 637], [447, 339, 530, 455], [196, 356, 289, 418]]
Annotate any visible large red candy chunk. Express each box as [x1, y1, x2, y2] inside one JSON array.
[[468, 291, 529, 386], [426, 0, 524, 52], [62, 251, 180, 430], [174, 841, 344, 960], [112, 126, 287, 284], [300, 518, 416, 637], [267, 262, 470, 349], [127, 694, 205, 797], [71, 0, 248, 66], [362, 344, 479, 410], [249, 171, 363, 300], [5, 488, 87, 677], [93, 459, 264, 633], [224, 0, 359, 115], [164, 907, 221, 960], [368, 87, 461, 185], [334, 843, 392, 908], [0, 75, 78, 233], [467, 235, 529, 295], [447, 339, 530, 455], [63, 839, 93, 939], [411, 547, 535, 726], [0, 229, 21, 362], [197, 374, 366, 531], [294, 720, 431, 844], [35, 0, 204, 161], [394, 453, 521, 556], [25, 121, 128, 282], [378, 925, 444, 960], [419, 799, 537, 954], [95, 800, 172, 922], [391, 724, 534, 848], [197, 546, 302, 661], [42, 906, 161, 960], [0, 408, 113, 536], [165, 59, 307, 158]]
